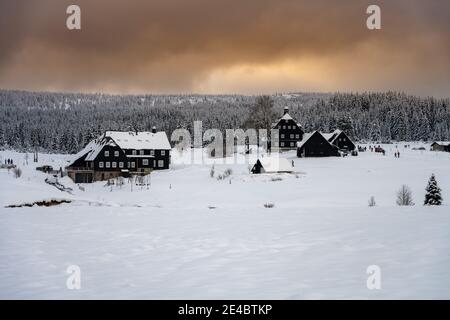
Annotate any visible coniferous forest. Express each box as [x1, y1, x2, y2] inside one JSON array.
[[0, 90, 449, 154]]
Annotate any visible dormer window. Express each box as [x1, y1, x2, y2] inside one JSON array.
[[132, 150, 137, 155], [150, 150, 155, 156], [140, 150, 144, 155]]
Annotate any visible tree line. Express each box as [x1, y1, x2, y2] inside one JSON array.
[[0, 90, 448, 154]]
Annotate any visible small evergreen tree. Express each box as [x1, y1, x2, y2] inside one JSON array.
[[424, 174, 443, 205]]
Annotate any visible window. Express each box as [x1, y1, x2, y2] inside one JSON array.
[[105, 162, 111, 168], [112, 162, 117, 168], [288, 126, 291, 129], [132, 150, 137, 155], [104, 150, 109, 157], [161, 150, 166, 156], [283, 126, 286, 129], [295, 134, 300, 139], [153, 160, 156, 167], [290, 142, 295, 147], [114, 151, 119, 157], [150, 150, 155, 156], [281, 134, 285, 139], [290, 134, 294, 139], [119, 162, 124, 168], [143, 159, 149, 166], [140, 150, 144, 155], [131, 162, 135, 168], [158, 160, 164, 168], [99, 162, 104, 168], [280, 142, 285, 147]]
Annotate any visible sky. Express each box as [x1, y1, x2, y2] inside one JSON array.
[[0, 0, 449, 97]]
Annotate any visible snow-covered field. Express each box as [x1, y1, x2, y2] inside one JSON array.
[[1, 144, 449, 299]]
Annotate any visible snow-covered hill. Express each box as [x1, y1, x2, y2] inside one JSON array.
[[1, 143, 449, 299]]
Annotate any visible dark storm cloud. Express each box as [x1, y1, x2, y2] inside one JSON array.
[[0, 0, 449, 96]]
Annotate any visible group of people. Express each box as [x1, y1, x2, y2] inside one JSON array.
[[394, 150, 401, 158], [4, 158, 14, 165]]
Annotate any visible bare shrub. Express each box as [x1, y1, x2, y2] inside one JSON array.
[[264, 203, 275, 208], [396, 185, 415, 206], [216, 168, 232, 180]]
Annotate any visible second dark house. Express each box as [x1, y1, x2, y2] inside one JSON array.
[[431, 141, 450, 152], [323, 129, 356, 151], [296, 131, 340, 158]]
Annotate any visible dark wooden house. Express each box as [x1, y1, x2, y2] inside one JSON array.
[[297, 131, 340, 158], [67, 127, 171, 183], [323, 130, 356, 151], [431, 142, 450, 152], [271, 107, 304, 150]]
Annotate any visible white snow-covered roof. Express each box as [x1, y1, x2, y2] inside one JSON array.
[[272, 111, 302, 129], [85, 140, 109, 161], [322, 129, 342, 143], [296, 132, 314, 149], [82, 139, 114, 161], [68, 137, 116, 164], [258, 156, 293, 173], [69, 130, 171, 165], [432, 141, 450, 145], [72, 139, 98, 160], [105, 131, 171, 150], [281, 113, 293, 121]]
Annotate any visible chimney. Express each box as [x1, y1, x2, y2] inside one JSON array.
[[151, 126, 157, 133], [283, 107, 289, 115]]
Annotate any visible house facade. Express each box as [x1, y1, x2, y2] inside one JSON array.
[[67, 128, 171, 183], [272, 107, 304, 150]]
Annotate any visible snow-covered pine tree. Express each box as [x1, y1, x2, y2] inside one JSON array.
[[424, 174, 443, 205]]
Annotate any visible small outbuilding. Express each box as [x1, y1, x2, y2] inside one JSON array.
[[251, 157, 293, 174]]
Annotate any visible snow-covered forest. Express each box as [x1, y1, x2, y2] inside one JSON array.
[[0, 90, 449, 153]]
